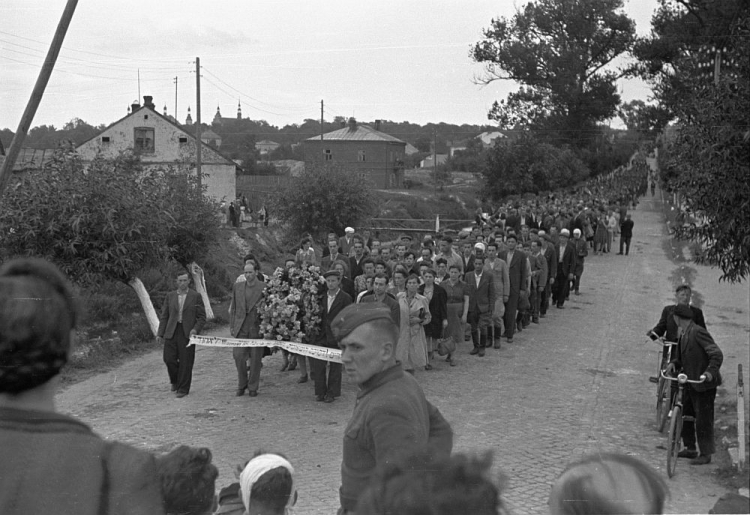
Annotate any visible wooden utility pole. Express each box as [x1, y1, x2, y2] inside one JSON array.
[[433, 128, 438, 193], [195, 57, 202, 190], [320, 100, 324, 142], [0, 0, 79, 198], [173, 76, 178, 118]]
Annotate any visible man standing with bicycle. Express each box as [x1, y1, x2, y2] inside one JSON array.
[[665, 305, 723, 465]]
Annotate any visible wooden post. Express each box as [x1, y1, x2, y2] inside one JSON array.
[[0, 0, 79, 198], [195, 57, 202, 191], [738, 363, 746, 471]]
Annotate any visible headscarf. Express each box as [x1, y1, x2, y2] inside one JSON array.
[[240, 454, 296, 513]]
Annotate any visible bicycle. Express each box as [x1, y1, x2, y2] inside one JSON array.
[[660, 370, 706, 478], [649, 334, 677, 433]]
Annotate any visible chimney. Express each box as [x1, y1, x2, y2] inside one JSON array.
[[375, 119, 381, 131], [131, 100, 141, 113], [143, 95, 155, 109], [340, 120, 346, 128], [348, 117, 357, 131]]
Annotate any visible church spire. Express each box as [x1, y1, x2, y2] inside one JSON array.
[[185, 106, 193, 125], [237, 99, 242, 119]]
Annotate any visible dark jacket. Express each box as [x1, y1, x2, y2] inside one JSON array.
[[360, 291, 401, 328], [498, 249, 529, 295], [157, 289, 206, 339], [341, 364, 453, 512], [621, 219, 634, 238], [652, 304, 706, 343], [316, 289, 353, 348], [465, 269, 496, 314], [0, 407, 164, 515], [418, 283, 448, 339], [670, 322, 723, 392], [556, 243, 577, 278]]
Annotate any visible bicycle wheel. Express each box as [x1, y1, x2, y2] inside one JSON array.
[[656, 378, 670, 432], [667, 405, 683, 478]]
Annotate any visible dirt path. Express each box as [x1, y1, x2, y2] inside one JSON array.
[[56, 187, 749, 514]]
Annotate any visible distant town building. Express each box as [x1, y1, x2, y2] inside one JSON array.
[[404, 142, 419, 155], [476, 131, 507, 148], [77, 96, 237, 201], [303, 117, 406, 189], [256, 139, 280, 154], [420, 154, 448, 168], [201, 128, 222, 148]]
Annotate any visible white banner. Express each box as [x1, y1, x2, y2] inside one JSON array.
[[189, 335, 342, 363]]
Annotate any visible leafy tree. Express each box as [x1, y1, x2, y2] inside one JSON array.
[[482, 134, 589, 200], [271, 164, 375, 240], [618, 100, 672, 138], [0, 145, 172, 333], [471, 0, 636, 147]]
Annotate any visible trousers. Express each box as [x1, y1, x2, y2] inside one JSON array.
[[310, 357, 342, 397], [163, 324, 195, 394], [620, 236, 632, 255], [552, 270, 570, 307], [681, 387, 717, 455], [232, 347, 264, 393]]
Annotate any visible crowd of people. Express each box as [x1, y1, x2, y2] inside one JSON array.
[[2, 154, 723, 514], [220, 196, 269, 228]]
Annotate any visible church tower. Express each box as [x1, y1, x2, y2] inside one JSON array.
[[237, 99, 242, 120], [185, 106, 193, 125], [213, 105, 222, 125]]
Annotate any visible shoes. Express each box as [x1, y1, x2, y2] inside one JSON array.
[[478, 348, 485, 357], [248, 391, 258, 397], [323, 394, 335, 403], [574, 291, 580, 296], [288, 361, 297, 371], [235, 388, 246, 396], [470, 347, 479, 355], [557, 305, 565, 309], [532, 318, 540, 324], [449, 359, 456, 367], [175, 392, 187, 398], [297, 375, 308, 384], [316, 394, 325, 402], [677, 449, 699, 459], [616, 252, 623, 255], [425, 364, 433, 371], [280, 362, 289, 372], [648, 376, 659, 384], [690, 455, 711, 465], [507, 337, 513, 343], [170, 384, 177, 392], [493, 341, 501, 349], [540, 313, 546, 318]]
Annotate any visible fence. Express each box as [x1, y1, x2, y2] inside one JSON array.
[[365, 218, 473, 240]]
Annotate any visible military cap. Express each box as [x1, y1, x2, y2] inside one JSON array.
[[331, 303, 394, 341], [323, 270, 341, 279]]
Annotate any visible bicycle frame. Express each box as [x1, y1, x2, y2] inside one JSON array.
[[660, 371, 706, 477]]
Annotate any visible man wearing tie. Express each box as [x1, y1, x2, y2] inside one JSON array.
[[311, 270, 353, 403], [498, 234, 528, 344], [157, 272, 206, 398], [229, 262, 266, 397], [465, 255, 495, 357]]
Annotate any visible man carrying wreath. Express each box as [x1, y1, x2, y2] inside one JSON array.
[[229, 262, 266, 397]]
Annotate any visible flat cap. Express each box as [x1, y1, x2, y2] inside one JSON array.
[[560, 229, 570, 237], [323, 270, 341, 279], [673, 304, 694, 319], [331, 303, 395, 340], [345, 227, 355, 233]]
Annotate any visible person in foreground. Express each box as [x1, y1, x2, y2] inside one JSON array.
[[666, 304, 723, 465], [332, 303, 454, 514], [0, 257, 165, 515], [548, 453, 669, 515], [356, 449, 506, 515], [156, 445, 218, 515]]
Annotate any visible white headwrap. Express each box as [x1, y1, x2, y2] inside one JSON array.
[[240, 454, 296, 513]]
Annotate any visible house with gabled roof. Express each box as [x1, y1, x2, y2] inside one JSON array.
[[76, 96, 237, 201], [303, 118, 406, 189]]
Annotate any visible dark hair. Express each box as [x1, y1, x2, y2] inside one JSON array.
[[675, 285, 691, 294], [299, 237, 311, 247], [333, 259, 350, 276], [441, 236, 453, 244], [392, 266, 409, 279], [0, 258, 78, 393], [244, 253, 261, 272], [448, 264, 461, 271], [486, 242, 498, 251], [406, 273, 421, 284], [362, 257, 375, 267], [373, 272, 388, 283], [474, 255, 485, 264], [404, 251, 415, 259], [550, 453, 669, 515], [374, 260, 387, 269], [156, 446, 218, 515], [422, 268, 436, 278], [506, 234, 518, 242], [356, 449, 504, 515], [435, 258, 447, 266]]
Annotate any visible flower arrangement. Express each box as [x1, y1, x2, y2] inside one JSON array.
[[259, 264, 325, 343]]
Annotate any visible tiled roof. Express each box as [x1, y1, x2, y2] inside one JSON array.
[[306, 124, 405, 143], [0, 147, 56, 172]]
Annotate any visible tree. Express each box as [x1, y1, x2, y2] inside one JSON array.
[[472, 0, 636, 147], [1, 146, 169, 333], [482, 134, 589, 200], [271, 164, 375, 240], [618, 100, 672, 138]]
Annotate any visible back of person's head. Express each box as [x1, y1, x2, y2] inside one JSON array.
[[156, 445, 218, 515], [0, 258, 78, 394], [549, 453, 669, 515], [357, 449, 504, 515], [240, 451, 296, 515]]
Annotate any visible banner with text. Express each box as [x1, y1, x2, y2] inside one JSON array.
[[189, 335, 342, 363]]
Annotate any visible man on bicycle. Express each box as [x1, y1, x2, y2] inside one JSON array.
[[665, 305, 723, 465], [647, 285, 706, 382]]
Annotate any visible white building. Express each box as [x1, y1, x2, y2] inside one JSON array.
[[77, 96, 237, 201]]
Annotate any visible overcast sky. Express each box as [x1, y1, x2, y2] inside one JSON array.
[[2, 0, 658, 133]]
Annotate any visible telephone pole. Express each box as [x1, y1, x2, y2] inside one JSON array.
[[320, 100, 324, 142], [195, 58, 202, 190], [173, 76, 178, 118]]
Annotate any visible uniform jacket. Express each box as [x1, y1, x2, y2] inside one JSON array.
[[465, 269, 496, 314], [316, 289, 353, 348], [157, 289, 205, 339], [671, 322, 723, 392], [340, 364, 453, 512], [498, 249, 529, 295]]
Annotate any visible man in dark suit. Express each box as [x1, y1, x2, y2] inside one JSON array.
[[551, 229, 576, 309], [538, 232, 557, 318], [618, 214, 634, 255], [311, 270, 353, 403], [349, 240, 366, 281], [339, 227, 355, 257], [359, 273, 400, 328], [465, 255, 495, 357], [498, 234, 528, 343], [666, 305, 723, 465], [157, 272, 206, 398], [321, 239, 344, 273], [505, 208, 521, 235], [229, 262, 266, 397]]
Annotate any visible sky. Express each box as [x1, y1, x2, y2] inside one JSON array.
[[1, 0, 660, 133]]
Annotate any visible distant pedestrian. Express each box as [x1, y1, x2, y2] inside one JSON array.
[[157, 271, 206, 398], [618, 214, 634, 255], [229, 202, 237, 227]]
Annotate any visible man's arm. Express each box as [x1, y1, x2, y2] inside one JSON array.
[[537, 254, 548, 289], [192, 292, 206, 335], [389, 297, 401, 328], [156, 293, 170, 338], [651, 306, 671, 338], [696, 328, 723, 381], [693, 307, 707, 330]]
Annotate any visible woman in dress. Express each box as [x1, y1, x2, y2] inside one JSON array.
[[295, 237, 317, 267], [418, 268, 448, 370], [396, 274, 431, 373], [441, 264, 469, 366]]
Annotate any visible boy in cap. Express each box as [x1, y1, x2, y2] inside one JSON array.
[[334, 303, 453, 514]]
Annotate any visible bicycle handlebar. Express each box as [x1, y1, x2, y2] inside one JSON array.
[[660, 371, 706, 384], [647, 333, 677, 347]]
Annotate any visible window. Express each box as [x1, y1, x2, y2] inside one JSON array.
[[101, 136, 110, 144], [358, 150, 366, 162], [178, 136, 188, 144], [134, 127, 155, 153], [324, 149, 332, 161]]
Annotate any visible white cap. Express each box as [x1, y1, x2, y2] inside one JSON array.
[[345, 227, 354, 234], [474, 242, 486, 252], [573, 228, 581, 236], [560, 229, 570, 237]]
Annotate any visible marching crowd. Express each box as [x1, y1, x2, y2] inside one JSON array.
[[4, 154, 716, 515]]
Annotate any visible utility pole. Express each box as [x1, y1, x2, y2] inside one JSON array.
[[433, 127, 438, 193], [173, 76, 178, 118], [195, 57, 202, 190], [320, 100, 324, 142], [0, 0, 79, 198]]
